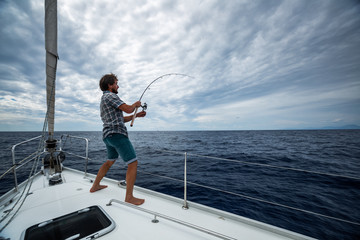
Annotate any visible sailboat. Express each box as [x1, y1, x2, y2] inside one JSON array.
[[0, 1, 315, 239]]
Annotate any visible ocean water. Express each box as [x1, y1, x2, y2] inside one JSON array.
[[0, 130, 359, 239]]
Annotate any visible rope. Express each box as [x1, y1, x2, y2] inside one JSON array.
[[1, 1, 57, 230], [0, 139, 45, 231], [0, 151, 43, 181], [0, 167, 16, 180], [0, 131, 46, 232], [0, 54, 54, 232], [0, 152, 42, 229]]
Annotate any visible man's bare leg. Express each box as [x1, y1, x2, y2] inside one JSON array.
[[125, 160, 145, 205], [90, 160, 115, 192]]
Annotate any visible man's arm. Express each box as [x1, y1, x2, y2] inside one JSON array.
[[119, 101, 146, 123], [123, 111, 146, 123], [119, 101, 141, 114]]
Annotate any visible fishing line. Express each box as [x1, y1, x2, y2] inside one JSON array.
[[130, 73, 193, 127]]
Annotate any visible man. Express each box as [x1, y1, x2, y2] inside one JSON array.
[[90, 73, 146, 206]]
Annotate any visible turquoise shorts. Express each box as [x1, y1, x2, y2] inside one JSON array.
[[103, 134, 137, 164]]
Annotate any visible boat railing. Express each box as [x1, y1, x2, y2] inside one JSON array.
[[5, 135, 44, 192], [59, 134, 90, 176], [2, 137, 359, 227], [1, 134, 90, 195], [136, 149, 360, 227], [106, 198, 237, 240]]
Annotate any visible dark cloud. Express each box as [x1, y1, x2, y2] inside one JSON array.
[[0, 0, 359, 131]]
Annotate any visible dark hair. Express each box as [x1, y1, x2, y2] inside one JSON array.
[[99, 73, 117, 91]]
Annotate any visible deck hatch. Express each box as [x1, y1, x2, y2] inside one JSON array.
[[21, 205, 115, 240]]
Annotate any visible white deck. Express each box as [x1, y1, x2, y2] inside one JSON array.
[[0, 167, 315, 240]]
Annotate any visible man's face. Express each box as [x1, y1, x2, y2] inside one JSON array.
[[109, 80, 119, 94]]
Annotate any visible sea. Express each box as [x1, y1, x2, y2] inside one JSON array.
[[0, 130, 359, 239]]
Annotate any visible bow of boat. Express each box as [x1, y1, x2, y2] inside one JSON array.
[[0, 165, 315, 240]]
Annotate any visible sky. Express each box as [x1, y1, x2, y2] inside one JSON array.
[[0, 0, 359, 131]]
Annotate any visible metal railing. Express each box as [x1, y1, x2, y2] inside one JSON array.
[[1, 134, 90, 194], [3, 136, 359, 227], [106, 199, 237, 240], [137, 149, 360, 227], [59, 134, 90, 176], [10, 135, 43, 192], [155, 150, 189, 209]]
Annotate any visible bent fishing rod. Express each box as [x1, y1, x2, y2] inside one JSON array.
[[130, 73, 192, 127]]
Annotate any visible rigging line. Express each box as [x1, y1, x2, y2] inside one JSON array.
[[0, 134, 45, 231], [161, 150, 360, 181], [16, 151, 39, 165], [0, 167, 14, 180], [138, 168, 360, 226], [0, 152, 42, 180], [189, 153, 360, 181], [0, 160, 42, 232], [186, 181, 360, 226], [1, 77, 51, 231], [0, 144, 43, 223], [1, 0, 57, 230], [16, 152, 44, 170], [137, 169, 184, 184], [0, 152, 41, 227]]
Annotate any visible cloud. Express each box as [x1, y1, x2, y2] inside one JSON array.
[[193, 81, 360, 129], [0, 0, 359, 131]]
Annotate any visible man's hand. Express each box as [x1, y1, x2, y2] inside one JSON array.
[[136, 111, 146, 118], [133, 101, 141, 109]]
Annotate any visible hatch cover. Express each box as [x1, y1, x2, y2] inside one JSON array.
[[21, 205, 115, 240]]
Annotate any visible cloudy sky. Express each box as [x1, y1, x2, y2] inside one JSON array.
[[0, 0, 359, 131]]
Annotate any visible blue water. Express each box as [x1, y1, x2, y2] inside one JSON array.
[[1, 130, 359, 239]]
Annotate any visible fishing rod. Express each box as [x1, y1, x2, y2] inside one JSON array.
[[130, 73, 192, 127]]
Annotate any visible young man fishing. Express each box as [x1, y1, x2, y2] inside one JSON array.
[[90, 73, 146, 206]]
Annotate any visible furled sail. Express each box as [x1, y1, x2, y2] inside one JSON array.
[[45, 0, 58, 138]]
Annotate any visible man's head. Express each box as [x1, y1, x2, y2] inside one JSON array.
[[99, 73, 119, 93]]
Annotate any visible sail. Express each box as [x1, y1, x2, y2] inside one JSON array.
[[45, 0, 58, 138]]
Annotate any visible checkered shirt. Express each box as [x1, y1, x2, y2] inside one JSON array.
[[100, 91, 128, 139]]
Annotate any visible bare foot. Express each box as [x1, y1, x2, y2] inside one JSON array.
[[90, 185, 108, 193], [125, 196, 145, 205]]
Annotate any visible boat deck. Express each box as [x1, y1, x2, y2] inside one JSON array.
[[0, 167, 314, 240]]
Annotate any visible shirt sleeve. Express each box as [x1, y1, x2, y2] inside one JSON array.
[[107, 93, 125, 109]]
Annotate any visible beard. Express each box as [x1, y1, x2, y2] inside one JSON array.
[[110, 85, 118, 94]]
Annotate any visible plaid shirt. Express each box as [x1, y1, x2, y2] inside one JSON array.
[[100, 91, 128, 139]]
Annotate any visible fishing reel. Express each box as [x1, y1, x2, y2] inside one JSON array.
[[130, 103, 147, 127], [141, 103, 147, 111]]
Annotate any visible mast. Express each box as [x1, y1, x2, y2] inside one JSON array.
[[44, 0, 61, 177], [45, 0, 58, 140]]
